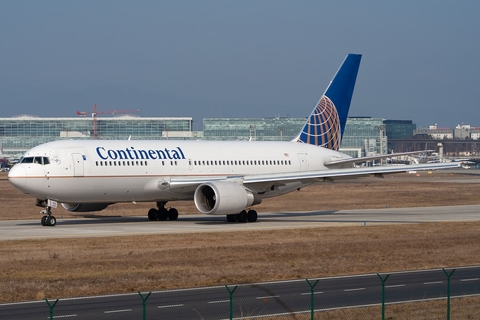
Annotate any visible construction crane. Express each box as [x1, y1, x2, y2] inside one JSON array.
[[76, 104, 140, 140]]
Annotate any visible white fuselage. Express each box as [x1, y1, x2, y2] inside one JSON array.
[[8, 139, 346, 204]]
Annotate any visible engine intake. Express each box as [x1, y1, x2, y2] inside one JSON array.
[[61, 203, 111, 212], [194, 181, 260, 215]]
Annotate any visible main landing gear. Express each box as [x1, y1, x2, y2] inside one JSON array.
[[226, 209, 258, 223], [148, 202, 179, 221], [36, 199, 57, 227]]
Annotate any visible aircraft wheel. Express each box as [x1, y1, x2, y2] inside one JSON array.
[[41, 216, 48, 226], [247, 210, 258, 222], [226, 214, 236, 222], [148, 208, 158, 221], [237, 210, 247, 223], [158, 208, 168, 221], [47, 216, 56, 227], [168, 208, 178, 220]]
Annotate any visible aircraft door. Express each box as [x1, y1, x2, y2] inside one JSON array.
[[72, 153, 84, 177], [297, 153, 307, 171]]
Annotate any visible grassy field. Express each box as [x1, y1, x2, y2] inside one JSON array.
[[1, 169, 480, 319], [1, 221, 480, 314]]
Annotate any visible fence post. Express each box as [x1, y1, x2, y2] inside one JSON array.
[[306, 279, 320, 320], [377, 273, 390, 320], [138, 291, 152, 320], [225, 285, 238, 320], [45, 299, 59, 320], [443, 268, 455, 320]]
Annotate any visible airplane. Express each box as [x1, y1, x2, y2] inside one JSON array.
[[8, 54, 459, 226]]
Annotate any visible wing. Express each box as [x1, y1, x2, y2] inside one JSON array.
[[244, 162, 459, 185], [162, 162, 459, 196]]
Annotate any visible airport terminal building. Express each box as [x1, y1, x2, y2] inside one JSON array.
[[0, 115, 193, 154], [0, 115, 415, 158]]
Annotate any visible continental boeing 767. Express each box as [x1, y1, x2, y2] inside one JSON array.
[[8, 54, 459, 226]]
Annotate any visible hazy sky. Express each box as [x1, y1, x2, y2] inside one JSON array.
[[1, 1, 479, 128]]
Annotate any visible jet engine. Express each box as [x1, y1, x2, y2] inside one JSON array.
[[194, 181, 260, 215], [61, 203, 111, 212]]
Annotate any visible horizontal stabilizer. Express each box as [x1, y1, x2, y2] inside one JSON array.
[[324, 150, 436, 168]]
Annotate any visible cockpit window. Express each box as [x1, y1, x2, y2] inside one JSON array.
[[20, 157, 34, 163], [19, 157, 50, 165]]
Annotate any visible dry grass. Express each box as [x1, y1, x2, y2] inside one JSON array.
[[1, 221, 480, 303]]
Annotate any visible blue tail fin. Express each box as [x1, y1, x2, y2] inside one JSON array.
[[295, 54, 361, 150]]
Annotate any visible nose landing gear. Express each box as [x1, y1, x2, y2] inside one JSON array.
[[36, 199, 57, 227]]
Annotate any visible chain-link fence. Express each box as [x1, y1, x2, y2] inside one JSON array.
[[2, 268, 480, 319]]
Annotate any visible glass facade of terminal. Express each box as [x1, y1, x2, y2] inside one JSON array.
[[341, 117, 387, 156], [0, 116, 192, 153], [203, 117, 306, 141], [1, 115, 399, 158], [384, 120, 416, 139]]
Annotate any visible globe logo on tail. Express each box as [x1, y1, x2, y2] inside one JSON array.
[[297, 95, 341, 150]]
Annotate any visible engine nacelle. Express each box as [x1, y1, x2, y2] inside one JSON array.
[[194, 181, 260, 215], [61, 203, 111, 212]]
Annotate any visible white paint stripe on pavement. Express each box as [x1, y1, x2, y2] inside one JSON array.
[[158, 304, 184, 308], [300, 292, 323, 295], [208, 300, 230, 304], [344, 288, 365, 292], [256, 295, 279, 299], [104, 309, 132, 314]]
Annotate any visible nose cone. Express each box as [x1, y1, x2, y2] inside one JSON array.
[[8, 165, 27, 189]]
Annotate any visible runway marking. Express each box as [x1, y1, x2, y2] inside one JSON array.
[[344, 288, 365, 292], [104, 309, 132, 313], [158, 304, 184, 308], [256, 295, 279, 299], [51, 315, 77, 318], [300, 291, 323, 295], [208, 300, 230, 304], [424, 281, 443, 285], [461, 278, 479, 282], [385, 284, 406, 288]]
